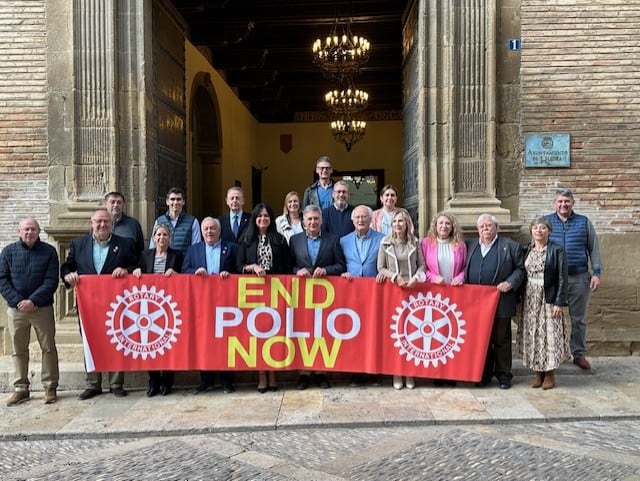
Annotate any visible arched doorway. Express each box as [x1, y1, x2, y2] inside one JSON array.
[[189, 73, 222, 219]]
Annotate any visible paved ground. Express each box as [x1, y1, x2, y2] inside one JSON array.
[[0, 356, 639, 480]]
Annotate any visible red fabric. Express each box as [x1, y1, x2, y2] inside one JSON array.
[[76, 274, 500, 382]]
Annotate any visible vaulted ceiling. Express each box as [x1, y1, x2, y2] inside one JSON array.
[[171, 0, 408, 123]]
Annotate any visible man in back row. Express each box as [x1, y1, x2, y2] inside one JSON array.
[[303, 156, 335, 210], [151, 187, 201, 252], [104, 191, 145, 258]]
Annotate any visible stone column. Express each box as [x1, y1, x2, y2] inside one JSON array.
[[46, 0, 155, 328], [445, 0, 511, 225]]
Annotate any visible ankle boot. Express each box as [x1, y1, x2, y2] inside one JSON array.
[[531, 371, 545, 388], [542, 370, 555, 390]]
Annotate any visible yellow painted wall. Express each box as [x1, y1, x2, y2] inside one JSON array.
[[186, 40, 404, 216], [185, 42, 259, 210], [256, 121, 404, 211]]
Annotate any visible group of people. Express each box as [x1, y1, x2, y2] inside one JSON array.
[[0, 152, 601, 405]]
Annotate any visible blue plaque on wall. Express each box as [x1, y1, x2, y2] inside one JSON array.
[[524, 133, 570, 168]]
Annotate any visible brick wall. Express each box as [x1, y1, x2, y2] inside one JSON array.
[[519, 0, 640, 354], [519, 0, 640, 232], [0, 1, 49, 247]]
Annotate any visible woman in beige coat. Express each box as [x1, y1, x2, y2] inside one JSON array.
[[376, 208, 426, 390]]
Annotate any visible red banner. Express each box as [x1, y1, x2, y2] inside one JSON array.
[[76, 275, 500, 382]]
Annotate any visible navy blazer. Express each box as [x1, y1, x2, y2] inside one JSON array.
[[289, 231, 346, 275], [465, 236, 525, 317], [137, 247, 183, 274], [218, 212, 250, 243], [60, 233, 138, 287], [182, 241, 238, 274]]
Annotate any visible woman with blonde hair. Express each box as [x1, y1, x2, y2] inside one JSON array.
[[275, 191, 304, 244], [421, 212, 466, 286], [420, 212, 466, 386], [376, 208, 425, 390], [132, 223, 183, 396]]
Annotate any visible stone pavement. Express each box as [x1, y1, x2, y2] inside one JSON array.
[[0, 356, 639, 441]]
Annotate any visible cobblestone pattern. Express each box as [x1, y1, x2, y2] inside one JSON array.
[[3, 421, 640, 480]]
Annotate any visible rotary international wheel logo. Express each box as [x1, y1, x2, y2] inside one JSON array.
[[106, 285, 182, 360], [390, 292, 466, 367]]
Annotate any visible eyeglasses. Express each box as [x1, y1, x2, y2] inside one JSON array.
[[317, 166, 332, 171]]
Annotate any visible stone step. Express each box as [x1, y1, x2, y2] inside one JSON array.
[[0, 354, 593, 393]]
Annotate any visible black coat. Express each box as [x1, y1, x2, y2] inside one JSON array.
[[465, 236, 525, 318], [237, 233, 292, 274], [137, 247, 183, 274], [522, 242, 568, 306]]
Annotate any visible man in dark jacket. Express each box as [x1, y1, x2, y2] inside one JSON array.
[[0, 217, 60, 406], [60, 208, 137, 400], [465, 214, 525, 389]]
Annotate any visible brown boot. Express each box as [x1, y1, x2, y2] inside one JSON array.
[[542, 370, 555, 390], [531, 371, 545, 388]]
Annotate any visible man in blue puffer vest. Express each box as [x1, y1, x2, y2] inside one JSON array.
[[150, 187, 201, 253], [545, 188, 601, 371]]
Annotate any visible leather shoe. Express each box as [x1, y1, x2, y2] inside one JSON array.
[[475, 379, 491, 388], [498, 377, 512, 390], [109, 386, 128, 397], [221, 384, 235, 394], [573, 356, 591, 370], [296, 374, 310, 390], [194, 384, 213, 393], [147, 386, 160, 397], [160, 385, 172, 396], [78, 388, 101, 400]]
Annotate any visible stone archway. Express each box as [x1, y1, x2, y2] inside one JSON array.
[[188, 73, 223, 219]]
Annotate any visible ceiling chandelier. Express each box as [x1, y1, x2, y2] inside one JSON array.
[[325, 85, 369, 115], [312, 19, 370, 79], [330, 117, 366, 152]]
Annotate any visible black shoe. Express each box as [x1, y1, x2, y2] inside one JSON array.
[[78, 388, 101, 400], [257, 385, 268, 394], [498, 377, 512, 390], [475, 378, 491, 388], [221, 384, 235, 394], [370, 375, 382, 386], [160, 385, 172, 396], [349, 374, 363, 387], [296, 375, 310, 390], [147, 386, 160, 397], [109, 386, 128, 397], [194, 384, 213, 394], [433, 379, 445, 387], [315, 374, 330, 389], [446, 381, 457, 387], [268, 385, 278, 392]]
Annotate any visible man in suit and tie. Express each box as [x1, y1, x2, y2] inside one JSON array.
[[465, 214, 525, 390], [218, 186, 250, 243], [183, 216, 238, 393], [289, 204, 346, 390], [60, 208, 138, 400]]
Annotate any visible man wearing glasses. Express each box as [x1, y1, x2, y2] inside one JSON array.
[[302, 156, 335, 210]]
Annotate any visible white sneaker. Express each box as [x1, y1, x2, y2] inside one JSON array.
[[392, 376, 403, 390], [405, 377, 415, 389]]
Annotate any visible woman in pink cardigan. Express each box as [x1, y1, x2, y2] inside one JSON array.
[[420, 212, 466, 286], [420, 212, 467, 387]]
